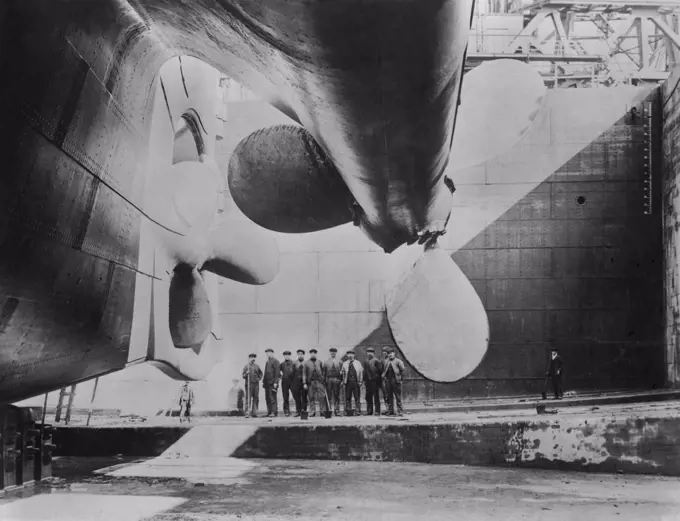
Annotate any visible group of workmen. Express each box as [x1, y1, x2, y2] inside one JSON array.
[[241, 346, 406, 418]]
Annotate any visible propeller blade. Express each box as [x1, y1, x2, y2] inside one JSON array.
[[449, 59, 546, 172], [170, 161, 220, 232], [146, 160, 220, 234], [385, 246, 489, 382], [201, 221, 280, 285], [227, 124, 354, 233], [168, 265, 213, 349]]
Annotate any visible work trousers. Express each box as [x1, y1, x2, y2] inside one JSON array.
[[179, 402, 191, 422], [326, 377, 341, 414], [292, 381, 307, 414], [281, 379, 294, 414], [381, 379, 389, 411], [345, 380, 361, 413], [365, 380, 381, 415], [308, 380, 328, 415], [551, 373, 563, 398], [385, 378, 403, 415], [264, 383, 278, 416], [247, 382, 259, 416]]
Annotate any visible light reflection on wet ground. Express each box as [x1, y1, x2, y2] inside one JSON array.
[[1, 457, 679, 520]]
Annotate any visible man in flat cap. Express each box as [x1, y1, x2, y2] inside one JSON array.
[[263, 348, 281, 418], [382, 348, 406, 416], [293, 349, 308, 417], [363, 347, 383, 416], [341, 349, 363, 415], [280, 350, 296, 416], [324, 347, 342, 416], [303, 348, 328, 417], [242, 353, 263, 417]]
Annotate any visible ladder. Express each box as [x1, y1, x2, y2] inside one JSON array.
[[54, 384, 77, 425]]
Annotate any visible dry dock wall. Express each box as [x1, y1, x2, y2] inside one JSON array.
[[662, 67, 680, 388], [53, 414, 680, 477]]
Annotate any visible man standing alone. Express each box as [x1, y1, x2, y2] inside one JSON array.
[[363, 347, 383, 416], [263, 348, 280, 417], [303, 348, 328, 417], [280, 350, 296, 416], [178, 382, 195, 423], [341, 349, 363, 415], [547, 348, 564, 400], [382, 349, 405, 416], [242, 353, 263, 418], [324, 347, 342, 416]]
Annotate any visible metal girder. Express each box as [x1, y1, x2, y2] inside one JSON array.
[[507, 7, 589, 55], [522, 0, 680, 11], [650, 15, 680, 63], [507, 0, 680, 86], [468, 52, 605, 61], [507, 10, 553, 53]]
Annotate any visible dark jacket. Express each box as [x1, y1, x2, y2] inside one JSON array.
[[280, 359, 296, 383], [382, 358, 406, 383], [323, 358, 343, 379], [242, 362, 263, 384], [547, 355, 563, 377], [294, 360, 305, 384], [363, 357, 383, 383], [264, 356, 281, 386], [303, 359, 325, 385]]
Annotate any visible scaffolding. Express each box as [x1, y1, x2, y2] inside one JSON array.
[[469, 0, 680, 87]]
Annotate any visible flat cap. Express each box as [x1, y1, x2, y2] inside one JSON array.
[[366, 347, 375, 353], [346, 349, 355, 355], [309, 348, 318, 354], [249, 353, 257, 358], [329, 347, 338, 352], [283, 350, 291, 355], [297, 349, 306, 354], [265, 348, 274, 353]]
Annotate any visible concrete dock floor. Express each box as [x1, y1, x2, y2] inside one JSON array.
[[1, 457, 679, 520]]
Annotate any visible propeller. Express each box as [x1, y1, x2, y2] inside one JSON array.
[[147, 158, 280, 349], [224, 59, 546, 382], [384, 59, 546, 382], [202, 224, 279, 285], [168, 264, 213, 349], [385, 243, 489, 382], [449, 59, 547, 171]]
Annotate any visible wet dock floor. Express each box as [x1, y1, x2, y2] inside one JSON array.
[[1, 457, 679, 520]]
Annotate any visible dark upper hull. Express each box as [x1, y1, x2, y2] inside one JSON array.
[[0, 0, 473, 402]]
